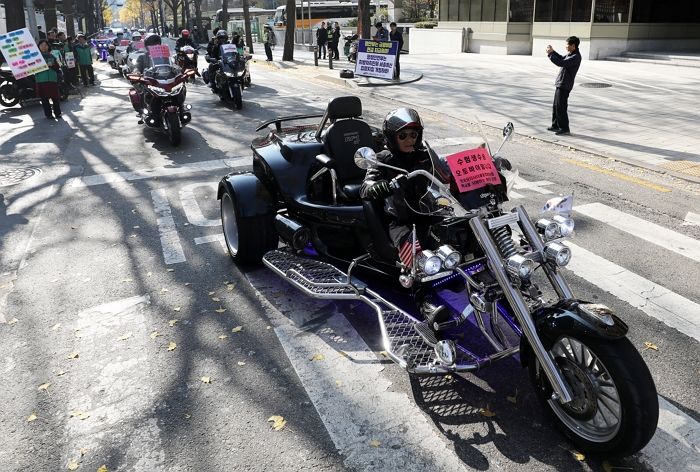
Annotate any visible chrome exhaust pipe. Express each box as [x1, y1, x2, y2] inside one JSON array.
[[274, 214, 311, 250]]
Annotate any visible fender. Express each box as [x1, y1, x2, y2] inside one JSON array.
[[217, 173, 276, 218], [520, 299, 628, 366]]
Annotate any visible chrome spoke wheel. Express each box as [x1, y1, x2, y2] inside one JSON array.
[[221, 193, 239, 256], [547, 336, 622, 443]]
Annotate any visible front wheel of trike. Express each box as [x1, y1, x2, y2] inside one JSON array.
[[220, 190, 278, 265], [527, 335, 658, 457]]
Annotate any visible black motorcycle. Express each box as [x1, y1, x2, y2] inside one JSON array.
[[217, 95, 659, 458], [203, 44, 248, 109], [175, 45, 200, 82], [0, 69, 69, 108]]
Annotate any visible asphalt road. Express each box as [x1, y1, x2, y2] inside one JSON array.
[[0, 57, 698, 472]]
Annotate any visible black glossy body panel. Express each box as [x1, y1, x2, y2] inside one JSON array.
[[217, 173, 276, 218]]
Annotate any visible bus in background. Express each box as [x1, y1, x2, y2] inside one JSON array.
[[272, 1, 386, 30]]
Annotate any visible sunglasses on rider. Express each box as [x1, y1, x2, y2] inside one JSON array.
[[397, 130, 418, 140]]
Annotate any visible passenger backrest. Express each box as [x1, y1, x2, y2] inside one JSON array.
[[322, 96, 374, 182]]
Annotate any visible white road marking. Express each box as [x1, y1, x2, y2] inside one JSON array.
[[151, 189, 186, 264], [194, 233, 226, 251], [575, 203, 700, 263], [69, 157, 248, 187], [640, 397, 700, 472], [248, 271, 473, 472], [683, 211, 700, 227], [179, 182, 220, 226], [512, 175, 554, 194], [566, 242, 700, 341]]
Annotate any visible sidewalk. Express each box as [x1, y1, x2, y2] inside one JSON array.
[[255, 49, 700, 183]]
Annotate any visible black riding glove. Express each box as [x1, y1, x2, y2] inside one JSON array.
[[368, 180, 392, 199]]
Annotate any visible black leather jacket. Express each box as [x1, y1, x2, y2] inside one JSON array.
[[360, 148, 433, 223], [175, 37, 197, 50]]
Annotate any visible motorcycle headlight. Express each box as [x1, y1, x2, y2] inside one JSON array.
[[436, 245, 461, 270], [505, 254, 534, 280], [552, 214, 575, 237], [417, 250, 442, 275], [171, 83, 184, 94], [544, 242, 571, 267], [148, 85, 167, 95], [536, 218, 560, 241], [224, 71, 235, 77]]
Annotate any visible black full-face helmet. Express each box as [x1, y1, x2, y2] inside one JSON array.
[[144, 34, 161, 47], [216, 30, 229, 41], [383, 107, 424, 152]]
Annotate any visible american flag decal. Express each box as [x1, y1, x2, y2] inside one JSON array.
[[398, 238, 422, 267]]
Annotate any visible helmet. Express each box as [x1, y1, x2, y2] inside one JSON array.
[[383, 108, 424, 152], [181, 29, 189, 37], [144, 34, 161, 47], [132, 32, 142, 40], [216, 30, 228, 40]]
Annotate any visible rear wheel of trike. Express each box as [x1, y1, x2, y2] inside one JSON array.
[[527, 335, 658, 457], [220, 190, 278, 265]]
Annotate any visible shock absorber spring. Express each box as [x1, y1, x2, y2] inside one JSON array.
[[491, 226, 517, 259]]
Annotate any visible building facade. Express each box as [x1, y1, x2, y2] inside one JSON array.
[[434, 0, 700, 58]]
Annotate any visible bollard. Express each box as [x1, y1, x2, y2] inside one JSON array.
[[314, 46, 318, 67], [329, 53, 333, 70]]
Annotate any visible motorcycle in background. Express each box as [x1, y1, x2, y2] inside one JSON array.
[[344, 34, 359, 63], [0, 69, 70, 108], [203, 44, 248, 110], [127, 64, 194, 145], [175, 45, 200, 82]]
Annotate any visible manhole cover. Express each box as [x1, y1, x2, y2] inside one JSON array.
[[580, 82, 613, 88], [0, 167, 42, 187]]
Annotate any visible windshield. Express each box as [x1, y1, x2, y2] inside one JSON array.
[[144, 64, 181, 80]]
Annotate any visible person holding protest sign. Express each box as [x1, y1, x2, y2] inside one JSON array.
[[389, 22, 403, 79], [75, 34, 95, 86], [35, 39, 62, 119]]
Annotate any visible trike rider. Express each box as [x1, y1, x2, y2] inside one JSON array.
[[360, 108, 449, 327]]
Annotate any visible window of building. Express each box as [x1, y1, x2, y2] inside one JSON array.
[[632, 0, 700, 22], [449, 0, 460, 21], [439, 0, 449, 21], [470, 0, 483, 21], [510, 0, 535, 21], [459, 0, 471, 20], [593, 0, 629, 22], [495, 0, 508, 21], [536, 0, 592, 22]]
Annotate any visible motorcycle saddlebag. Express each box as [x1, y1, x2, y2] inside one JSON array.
[[128, 89, 141, 112]]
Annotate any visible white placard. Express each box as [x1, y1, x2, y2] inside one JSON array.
[[0, 28, 48, 79]]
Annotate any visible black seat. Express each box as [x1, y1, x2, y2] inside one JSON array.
[[312, 96, 374, 204]]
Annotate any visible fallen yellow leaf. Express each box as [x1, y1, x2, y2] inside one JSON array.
[[227, 284, 235, 291], [480, 406, 496, 418], [67, 458, 80, 470], [147, 271, 152, 276], [309, 353, 325, 361], [56, 370, 67, 376], [644, 342, 659, 351], [335, 380, 343, 387], [211, 297, 220, 302], [38, 382, 51, 391], [208, 291, 216, 296], [218, 335, 228, 340], [237, 361, 246, 366], [78, 448, 88, 456], [150, 331, 161, 339], [572, 451, 586, 461], [133, 225, 140, 229], [215, 308, 226, 314], [67, 352, 79, 359], [168, 319, 178, 327], [183, 413, 192, 419], [379, 351, 388, 358], [369, 439, 381, 448], [117, 332, 132, 341], [121, 278, 133, 283], [201, 376, 211, 384], [70, 410, 90, 420], [167, 268, 174, 272], [97, 465, 108, 472], [267, 415, 287, 431], [167, 342, 177, 351], [27, 412, 38, 422], [184, 282, 191, 286], [173, 306, 181, 312], [51, 323, 62, 331], [8, 318, 18, 325], [161, 288, 169, 293], [231, 326, 243, 332]]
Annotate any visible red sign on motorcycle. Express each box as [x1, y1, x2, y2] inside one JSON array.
[[445, 148, 501, 193], [148, 45, 171, 59]]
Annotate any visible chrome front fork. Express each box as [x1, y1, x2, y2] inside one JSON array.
[[469, 208, 574, 404]]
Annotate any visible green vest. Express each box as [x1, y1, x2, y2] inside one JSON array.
[[327, 28, 334, 42], [75, 44, 93, 65], [35, 53, 58, 83]]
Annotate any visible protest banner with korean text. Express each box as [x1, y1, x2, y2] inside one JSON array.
[[355, 39, 397, 80], [0, 28, 48, 79]]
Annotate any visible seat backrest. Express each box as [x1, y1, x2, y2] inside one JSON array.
[[322, 96, 374, 182]]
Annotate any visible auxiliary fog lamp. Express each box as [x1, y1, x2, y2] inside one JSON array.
[[544, 242, 572, 267], [436, 245, 462, 270], [505, 254, 534, 280], [536, 215, 575, 241], [417, 250, 442, 275]]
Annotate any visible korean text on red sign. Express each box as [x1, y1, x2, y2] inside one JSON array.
[[445, 147, 501, 193]]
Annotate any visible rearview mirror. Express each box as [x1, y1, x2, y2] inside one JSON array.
[[503, 122, 514, 140], [354, 147, 377, 169]]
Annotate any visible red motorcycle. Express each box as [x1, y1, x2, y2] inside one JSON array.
[[127, 64, 194, 146]]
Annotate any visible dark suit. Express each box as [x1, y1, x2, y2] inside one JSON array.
[[548, 49, 581, 132]]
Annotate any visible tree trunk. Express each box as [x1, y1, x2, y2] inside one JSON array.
[[182, 0, 190, 29], [5, 0, 26, 31], [193, 0, 204, 42], [172, 1, 179, 31], [44, 0, 58, 31], [159, 0, 167, 35], [357, 0, 370, 39], [63, 0, 76, 36], [282, 0, 295, 60], [242, 0, 253, 53], [85, 0, 95, 32], [221, 0, 228, 31]]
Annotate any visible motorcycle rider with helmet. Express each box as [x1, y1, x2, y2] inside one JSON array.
[[127, 31, 143, 53], [206, 30, 229, 91], [360, 108, 450, 329], [133, 34, 167, 123], [175, 29, 197, 50]]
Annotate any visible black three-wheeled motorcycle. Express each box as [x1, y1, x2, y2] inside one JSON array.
[[217, 96, 658, 457]]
